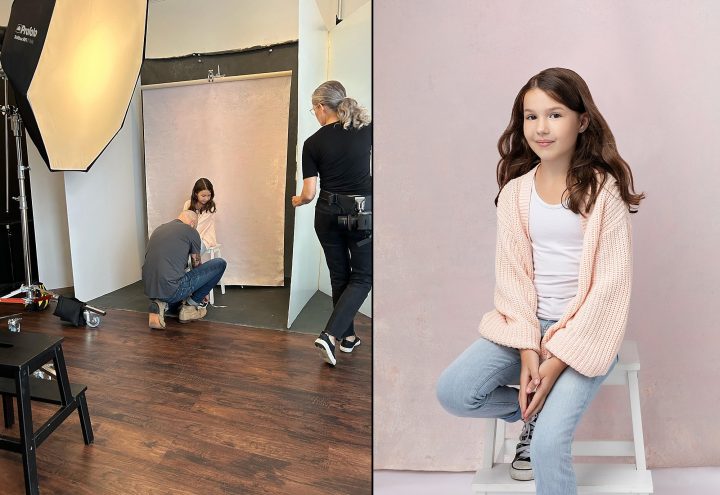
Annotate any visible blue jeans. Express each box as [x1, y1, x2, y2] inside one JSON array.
[[436, 319, 617, 495], [161, 258, 227, 312]]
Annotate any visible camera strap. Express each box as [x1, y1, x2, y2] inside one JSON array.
[[356, 234, 372, 248]]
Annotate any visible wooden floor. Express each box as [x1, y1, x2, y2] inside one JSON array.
[[0, 305, 371, 494]]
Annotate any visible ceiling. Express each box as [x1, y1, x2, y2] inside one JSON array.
[[148, 0, 371, 32], [315, 0, 371, 31]]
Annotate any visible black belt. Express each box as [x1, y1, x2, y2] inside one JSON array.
[[318, 190, 338, 204], [319, 190, 372, 204]]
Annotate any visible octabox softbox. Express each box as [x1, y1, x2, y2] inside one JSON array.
[[0, 0, 148, 171]]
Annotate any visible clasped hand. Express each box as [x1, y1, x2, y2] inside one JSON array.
[[518, 349, 568, 421]]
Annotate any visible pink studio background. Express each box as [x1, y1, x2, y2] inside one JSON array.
[[374, 1, 720, 470]]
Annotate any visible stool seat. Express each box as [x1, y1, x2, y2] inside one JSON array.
[[472, 340, 653, 495]]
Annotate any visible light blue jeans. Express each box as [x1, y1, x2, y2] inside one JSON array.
[[436, 319, 617, 495]]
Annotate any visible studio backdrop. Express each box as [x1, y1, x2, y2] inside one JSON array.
[[142, 72, 292, 286]]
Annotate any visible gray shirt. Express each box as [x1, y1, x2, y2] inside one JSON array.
[[142, 219, 201, 299]]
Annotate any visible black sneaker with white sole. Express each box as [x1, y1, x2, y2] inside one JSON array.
[[314, 332, 337, 366], [339, 336, 362, 353], [509, 414, 537, 481]]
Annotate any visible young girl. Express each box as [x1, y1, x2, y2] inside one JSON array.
[[436, 68, 644, 494], [183, 178, 217, 255]]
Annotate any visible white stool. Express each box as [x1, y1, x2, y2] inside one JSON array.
[[205, 244, 225, 306], [472, 341, 653, 495]]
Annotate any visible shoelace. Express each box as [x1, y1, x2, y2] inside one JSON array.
[[515, 415, 537, 461]]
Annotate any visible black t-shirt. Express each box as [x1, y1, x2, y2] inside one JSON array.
[[302, 122, 372, 195]]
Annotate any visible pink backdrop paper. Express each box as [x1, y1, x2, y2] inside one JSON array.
[[374, 1, 720, 469], [142, 75, 291, 286]]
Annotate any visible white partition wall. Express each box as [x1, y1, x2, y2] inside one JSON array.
[[27, 143, 73, 290], [64, 84, 146, 302], [287, 0, 329, 327], [142, 74, 292, 287], [328, 1, 371, 113], [322, 1, 372, 316]]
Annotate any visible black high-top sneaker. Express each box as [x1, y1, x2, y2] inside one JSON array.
[[509, 414, 537, 481]]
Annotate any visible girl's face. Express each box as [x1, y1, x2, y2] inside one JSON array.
[[196, 189, 212, 205], [522, 88, 588, 167]]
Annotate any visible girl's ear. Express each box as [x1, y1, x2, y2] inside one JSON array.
[[579, 113, 590, 133]]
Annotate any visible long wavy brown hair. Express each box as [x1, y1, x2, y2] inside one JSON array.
[[188, 177, 216, 214], [495, 68, 644, 214]]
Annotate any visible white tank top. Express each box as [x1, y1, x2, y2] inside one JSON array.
[[529, 180, 584, 320]]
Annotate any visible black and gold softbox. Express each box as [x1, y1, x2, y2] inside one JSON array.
[[1, 0, 148, 171]]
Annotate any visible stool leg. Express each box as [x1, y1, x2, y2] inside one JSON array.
[[482, 418, 496, 469], [76, 392, 94, 445], [208, 248, 216, 305], [2, 393, 14, 428], [494, 418, 505, 464], [217, 247, 225, 294], [52, 345, 73, 407], [16, 367, 39, 495], [628, 371, 648, 470]]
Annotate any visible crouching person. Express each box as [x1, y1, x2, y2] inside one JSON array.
[[142, 210, 227, 329]]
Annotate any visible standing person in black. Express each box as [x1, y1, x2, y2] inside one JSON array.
[[292, 80, 372, 366]]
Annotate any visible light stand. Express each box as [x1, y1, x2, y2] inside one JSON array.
[[0, 89, 50, 308], [0, 67, 105, 326]]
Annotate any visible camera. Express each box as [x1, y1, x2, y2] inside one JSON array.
[[337, 195, 372, 231], [338, 210, 372, 231]]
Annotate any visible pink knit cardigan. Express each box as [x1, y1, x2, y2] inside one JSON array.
[[478, 165, 633, 377]]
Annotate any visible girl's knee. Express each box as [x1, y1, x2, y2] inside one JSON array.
[[436, 368, 485, 416]]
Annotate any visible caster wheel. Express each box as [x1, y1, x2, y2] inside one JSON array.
[[84, 310, 101, 328]]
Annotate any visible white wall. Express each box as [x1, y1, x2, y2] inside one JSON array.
[[27, 144, 73, 289], [288, 0, 328, 327], [64, 84, 146, 301], [318, 1, 372, 316], [146, 0, 299, 58], [328, 1, 371, 113]]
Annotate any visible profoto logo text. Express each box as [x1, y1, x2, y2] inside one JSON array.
[[16, 24, 38, 38]]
